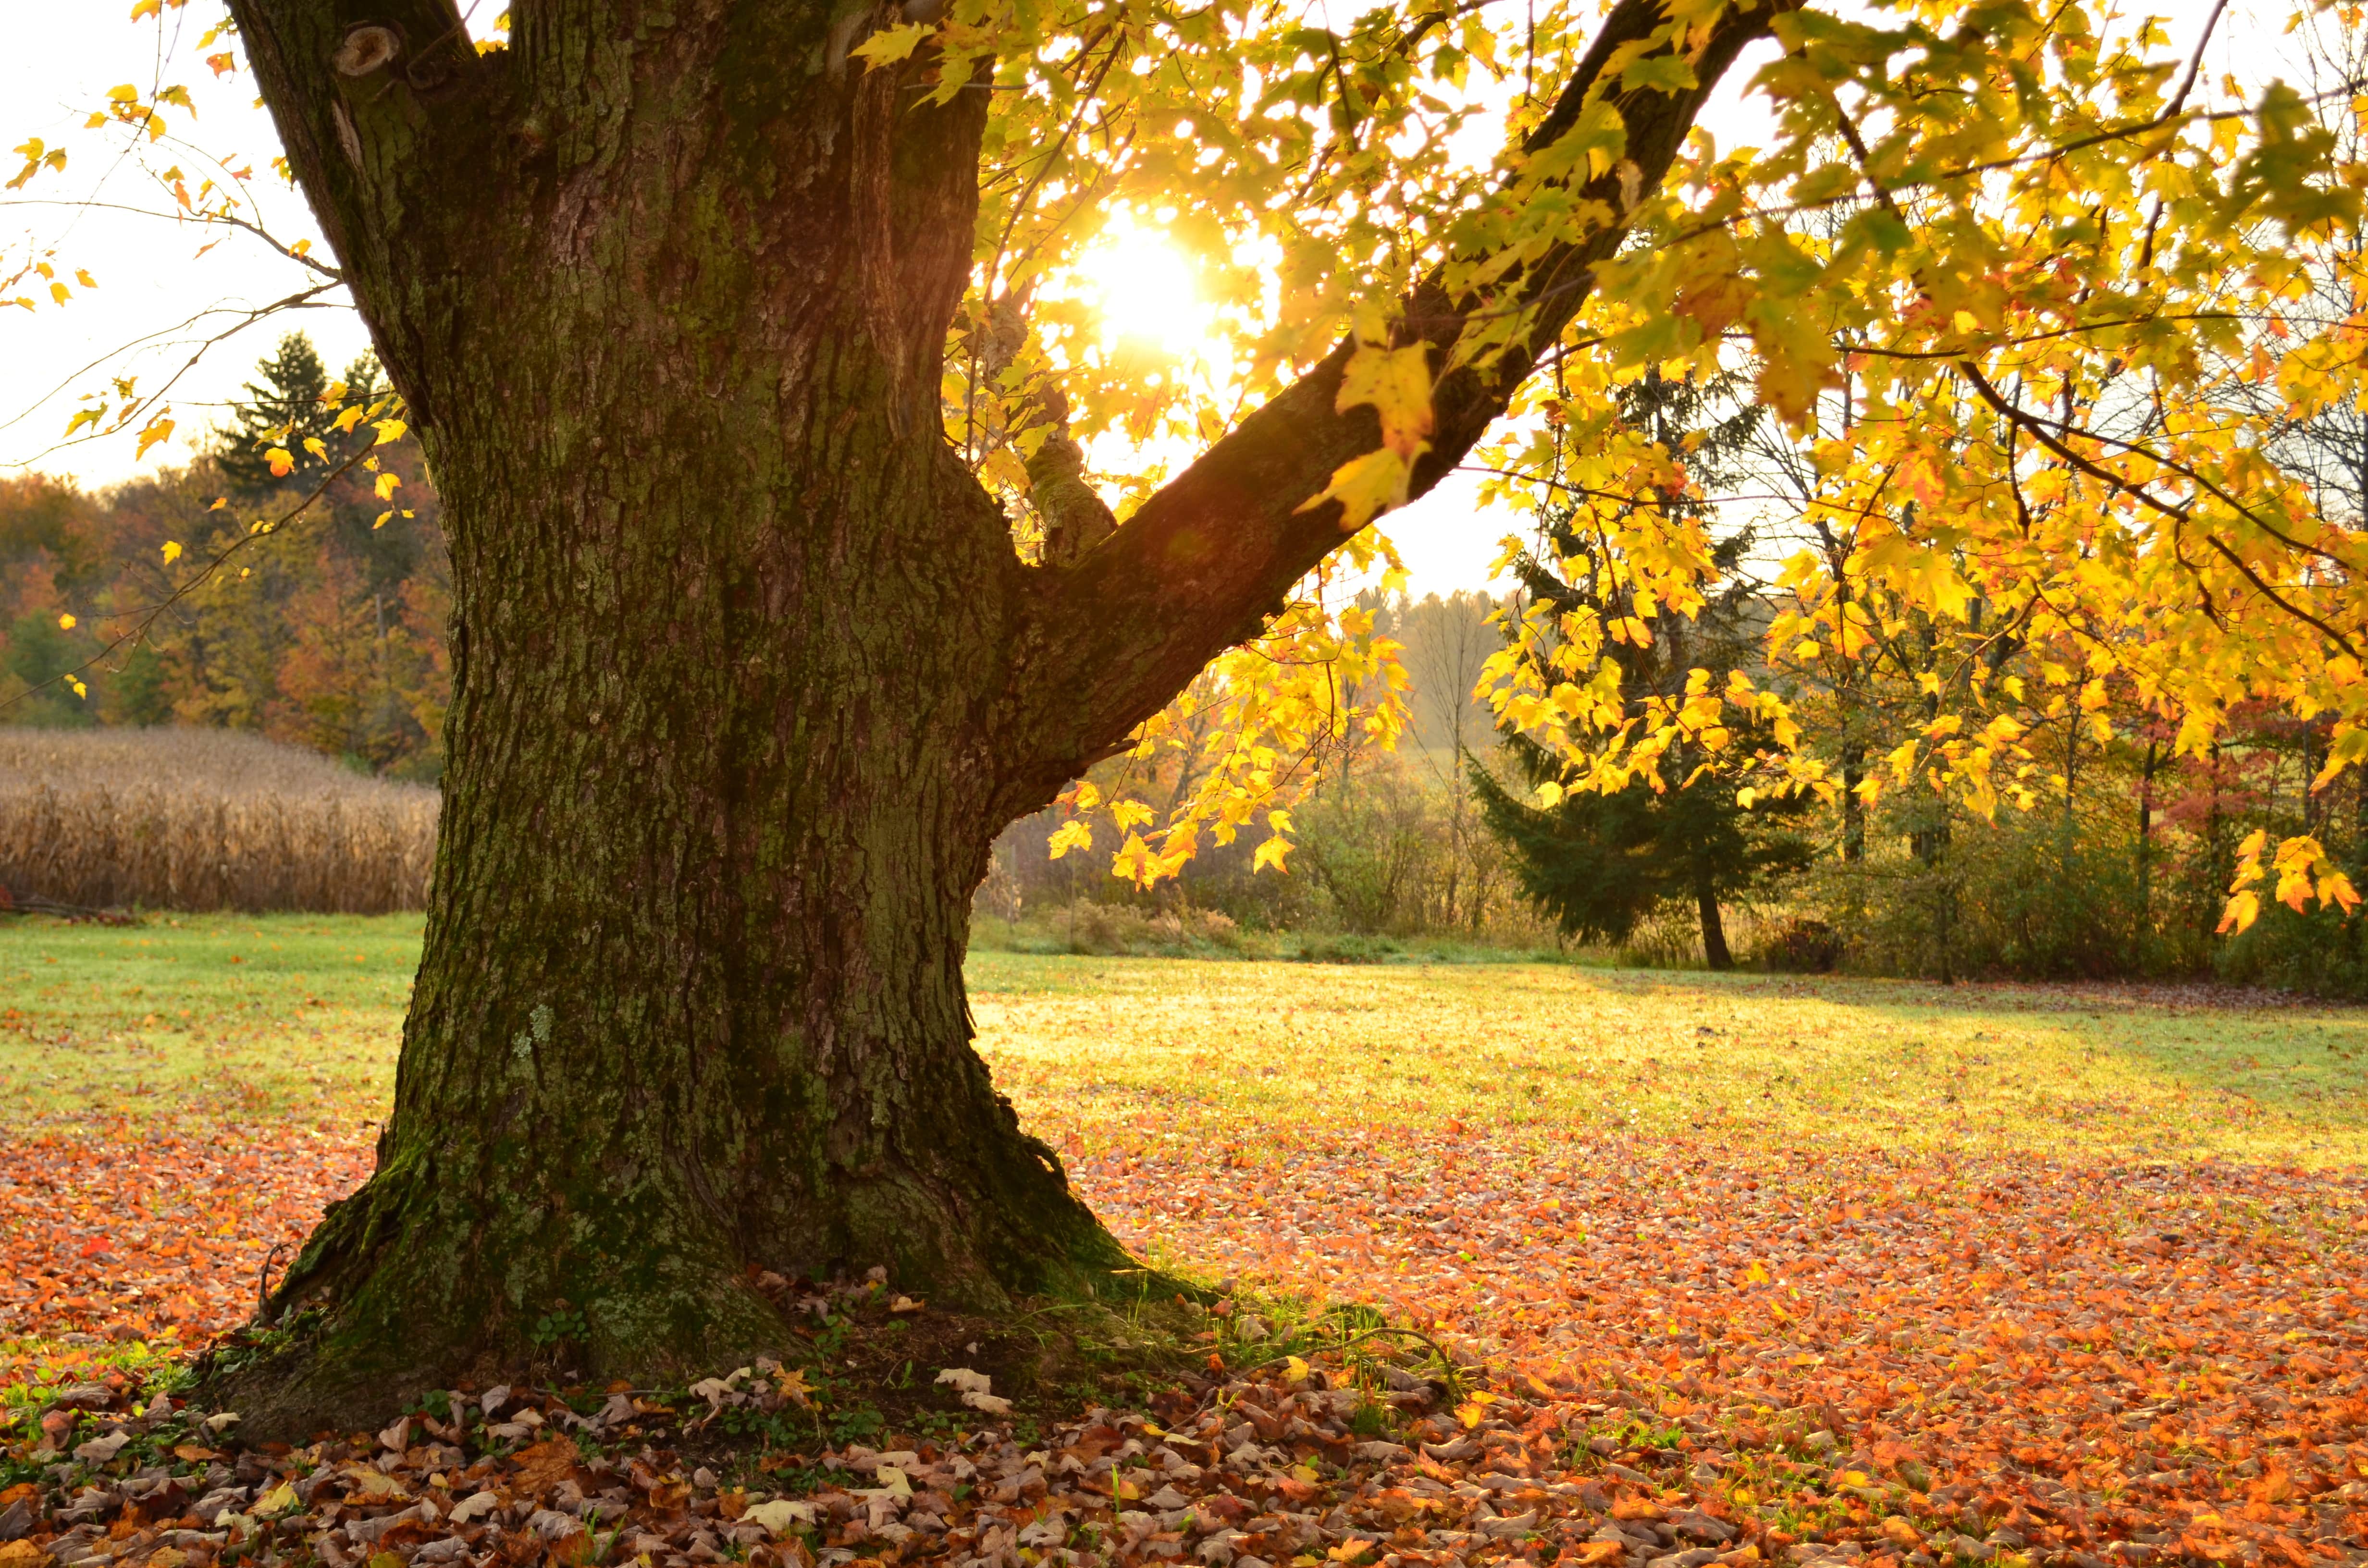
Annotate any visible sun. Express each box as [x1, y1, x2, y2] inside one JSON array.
[[1076, 217, 1214, 359]]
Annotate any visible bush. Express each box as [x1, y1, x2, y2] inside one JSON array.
[[978, 753, 1551, 946], [1291, 931, 1401, 964], [972, 899, 1259, 958], [1760, 917, 1840, 973], [1805, 787, 2228, 982], [2216, 899, 2368, 998]]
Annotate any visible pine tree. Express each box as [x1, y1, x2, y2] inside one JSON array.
[[1474, 371, 1810, 968], [213, 334, 389, 497]]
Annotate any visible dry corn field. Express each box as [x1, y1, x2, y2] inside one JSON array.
[[0, 727, 437, 913]]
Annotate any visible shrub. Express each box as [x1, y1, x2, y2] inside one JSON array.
[[1760, 917, 1841, 973], [1806, 785, 2228, 982], [1291, 931, 1401, 964], [970, 899, 1258, 957], [980, 753, 1550, 946], [2217, 900, 2368, 999]]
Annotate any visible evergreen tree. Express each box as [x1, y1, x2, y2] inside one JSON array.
[[213, 333, 388, 497], [1474, 371, 1810, 968]]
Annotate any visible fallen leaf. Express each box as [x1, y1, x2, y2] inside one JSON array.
[[743, 1499, 816, 1535]]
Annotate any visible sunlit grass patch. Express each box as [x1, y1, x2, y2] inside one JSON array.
[[4, 918, 2363, 1167], [965, 955, 2368, 1169]]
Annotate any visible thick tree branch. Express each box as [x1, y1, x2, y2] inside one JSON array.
[[1008, 0, 1793, 791], [227, 0, 506, 427]]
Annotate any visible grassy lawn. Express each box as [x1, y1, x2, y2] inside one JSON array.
[[0, 913, 419, 1128], [4, 916, 2366, 1169], [971, 955, 2368, 1168]]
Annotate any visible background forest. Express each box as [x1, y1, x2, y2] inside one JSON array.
[[4, 335, 2365, 993], [0, 334, 448, 781]]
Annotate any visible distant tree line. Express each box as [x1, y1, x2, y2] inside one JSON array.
[[990, 354, 2368, 997]]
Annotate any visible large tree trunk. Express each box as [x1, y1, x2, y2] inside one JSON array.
[[221, 0, 1787, 1432], [222, 0, 1123, 1432]]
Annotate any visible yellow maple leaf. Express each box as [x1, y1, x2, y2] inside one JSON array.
[[1336, 341, 1434, 459], [1297, 447, 1411, 533], [2216, 889, 2261, 934], [850, 22, 932, 68]]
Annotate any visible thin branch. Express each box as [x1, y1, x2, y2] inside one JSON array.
[[0, 284, 343, 461], [0, 196, 346, 281], [1956, 358, 2360, 658]]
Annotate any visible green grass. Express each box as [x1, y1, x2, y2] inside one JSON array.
[[0, 913, 419, 1127], [3, 915, 2365, 1166], [967, 954, 2368, 1167]]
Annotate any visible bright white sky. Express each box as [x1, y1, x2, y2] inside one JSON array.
[[0, 1, 372, 486], [0, 0, 2282, 594]]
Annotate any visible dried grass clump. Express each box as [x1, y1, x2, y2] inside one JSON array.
[[0, 728, 437, 913]]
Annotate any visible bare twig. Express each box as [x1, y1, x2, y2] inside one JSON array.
[[257, 1241, 291, 1316]]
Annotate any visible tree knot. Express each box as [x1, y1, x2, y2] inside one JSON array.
[[333, 24, 403, 77]]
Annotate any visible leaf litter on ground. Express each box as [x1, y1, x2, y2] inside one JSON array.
[[2, 1124, 2363, 1568]]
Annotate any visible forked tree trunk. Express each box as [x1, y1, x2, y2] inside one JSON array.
[[221, 0, 1784, 1431]]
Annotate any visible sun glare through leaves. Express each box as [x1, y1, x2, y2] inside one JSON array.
[[1073, 215, 1215, 363]]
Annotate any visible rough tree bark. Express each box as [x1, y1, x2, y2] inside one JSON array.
[[221, 0, 1786, 1430]]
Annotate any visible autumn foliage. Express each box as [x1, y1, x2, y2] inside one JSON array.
[[0, 339, 447, 779], [3, 1037, 2362, 1568]]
